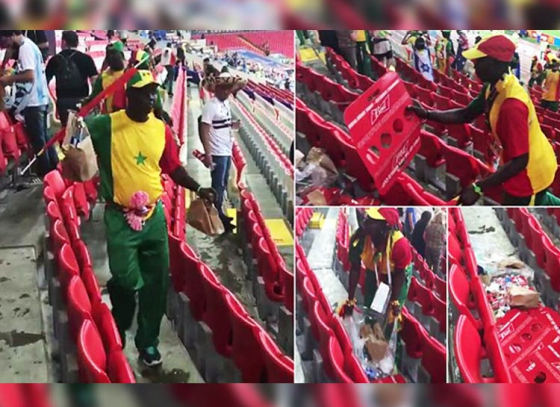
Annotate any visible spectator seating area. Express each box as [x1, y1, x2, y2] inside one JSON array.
[[245, 80, 294, 110], [0, 111, 31, 192], [297, 45, 560, 205], [295, 209, 446, 383], [193, 31, 294, 58], [233, 91, 294, 223]]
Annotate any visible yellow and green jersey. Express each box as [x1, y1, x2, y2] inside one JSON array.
[[86, 110, 181, 217]]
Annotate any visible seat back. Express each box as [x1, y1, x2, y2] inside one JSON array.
[[421, 335, 446, 383], [107, 350, 136, 383], [67, 276, 93, 341], [454, 315, 483, 383], [258, 331, 294, 383], [77, 320, 110, 383], [92, 302, 123, 353]]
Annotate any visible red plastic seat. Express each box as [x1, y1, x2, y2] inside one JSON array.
[[415, 279, 434, 317], [226, 294, 266, 382], [59, 243, 80, 293], [418, 130, 445, 167], [81, 266, 102, 305], [92, 302, 123, 353], [67, 276, 93, 341], [201, 265, 234, 357], [483, 327, 513, 383], [283, 268, 294, 313], [443, 144, 485, 188], [301, 277, 317, 314], [77, 320, 111, 383], [327, 336, 354, 383], [543, 238, 560, 292], [0, 125, 20, 161], [107, 350, 135, 383], [432, 294, 446, 333], [454, 314, 487, 383], [73, 240, 92, 270], [44, 170, 67, 202], [257, 238, 283, 302], [258, 331, 294, 383], [435, 274, 446, 300], [415, 85, 435, 108], [179, 243, 205, 321], [400, 307, 424, 358], [61, 186, 81, 228], [449, 264, 479, 326], [446, 123, 472, 149], [421, 334, 446, 383]]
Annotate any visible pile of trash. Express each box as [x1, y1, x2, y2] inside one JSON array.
[[339, 311, 397, 381]]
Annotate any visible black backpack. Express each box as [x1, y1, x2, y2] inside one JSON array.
[[56, 52, 84, 93]]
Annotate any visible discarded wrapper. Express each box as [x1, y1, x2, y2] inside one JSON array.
[[508, 286, 540, 309]]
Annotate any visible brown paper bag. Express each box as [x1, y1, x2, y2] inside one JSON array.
[[61, 137, 99, 182], [365, 336, 389, 363], [187, 199, 225, 236], [306, 189, 327, 206], [307, 147, 338, 175], [61, 112, 98, 182], [508, 286, 540, 309]]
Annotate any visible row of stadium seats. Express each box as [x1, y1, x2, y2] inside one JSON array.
[[296, 97, 447, 206], [43, 170, 135, 383], [449, 208, 512, 383], [240, 31, 294, 58]]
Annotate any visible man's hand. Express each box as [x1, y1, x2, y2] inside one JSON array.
[[203, 154, 213, 169], [197, 187, 216, 204], [231, 120, 241, 131], [407, 100, 429, 119], [459, 184, 482, 206]]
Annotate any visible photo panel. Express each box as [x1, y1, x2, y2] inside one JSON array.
[[295, 30, 560, 208], [295, 206, 448, 383]]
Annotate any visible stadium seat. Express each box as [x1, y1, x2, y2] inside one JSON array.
[[258, 330, 294, 383], [327, 336, 354, 383], [420, 335, 446, 383], [92, 302, 123, 353], [107, 350, 136, 383], [67, 276, 93, 341], [454, 315, 486, 383], [201, 265, 234, 357], [59, 243, 80, 293], [77, 320, 111, 383], [400, 307, 424, 358], [81, 266, 102, 305], [179, 244, 205, 321], [73, 240, 93, 271], [449, 264, 478, 327], [226, 293, 266, 382]]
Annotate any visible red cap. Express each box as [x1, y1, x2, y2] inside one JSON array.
[[378, 208, 401, 228], [463, 34, 516, 63]]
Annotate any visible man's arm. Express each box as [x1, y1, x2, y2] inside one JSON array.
[[390, 268, 406, 303], [409, 88, 486, 124], [478, 154, 529, 191]]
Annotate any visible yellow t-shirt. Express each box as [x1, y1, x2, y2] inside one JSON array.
[[543, 70, 560, 102]]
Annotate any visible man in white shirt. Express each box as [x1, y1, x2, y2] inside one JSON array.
[[161, 42, 175, 97], [0, 30, 58, 178], [200, 74, 241, 234]]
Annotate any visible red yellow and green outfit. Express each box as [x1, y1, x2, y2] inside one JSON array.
[[467, 75, 556, 204], [542, 61, 560, 112], [350, 208, 413, 313], [435, 33, 454, 76], [85, 71, 181, 350]]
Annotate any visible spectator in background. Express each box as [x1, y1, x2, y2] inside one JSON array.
[[355, 30, 372, 76], [424, 212, 446, 275], [435, 30, 455, 76], [46, 30, 98, 126], [200, 74, 246, 234], [25, 30, 49, 61], [370, 30, 393, 69], [86, 42, 126, 114], [412, 37, 434, 82], [403, 207, 416, 240], [542, 58, 560, 112], [411, 211, 432, 259], [456, 30, 469, 73], [318, 30, 341, 55], [336, 30, 358, 70], [0, 30, 57, 179], [161, 42, 175, 97]]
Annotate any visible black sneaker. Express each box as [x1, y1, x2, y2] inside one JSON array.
[[139, 347, 163, 367]]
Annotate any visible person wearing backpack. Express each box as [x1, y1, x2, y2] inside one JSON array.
[[45, 30, 98, 126]]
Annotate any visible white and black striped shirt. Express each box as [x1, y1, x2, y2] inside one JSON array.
[[201, 97, 233, 156]]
